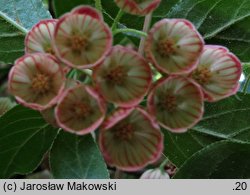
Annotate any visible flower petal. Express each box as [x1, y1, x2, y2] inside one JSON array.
[[0, 98, 16, 116], [71, 5, 103, 21]]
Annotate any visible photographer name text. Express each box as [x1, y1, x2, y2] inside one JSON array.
[[3, 181, 117, 192]]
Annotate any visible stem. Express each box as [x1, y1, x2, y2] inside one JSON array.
[[0, 12, 28, 34], [95, 0, 102, 11], [111, 9, 124, 31], [138, 13, 152, 55], [114, 169, 122, 179], [234, 94, 242, 101], [114, 28, 148, 37], [159, 159, 169, 171], [48, 0, 56, 18], [243, 74, 250, 94]]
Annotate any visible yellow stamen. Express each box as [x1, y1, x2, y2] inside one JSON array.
[[192, 67, 212, 85], [157, 39, 177, 57], [70, 35, 88, 52], [31, 73, 50, 94], [45, 46, 55, 55]]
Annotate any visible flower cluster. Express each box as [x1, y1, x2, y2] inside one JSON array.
[[8, 3, 242, 172]]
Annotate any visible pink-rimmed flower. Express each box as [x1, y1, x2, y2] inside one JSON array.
[[53, 7, 112, 69], [145, 19, 204, 75], [25, 19, 70, 73], [25, 19, 57, 55], [55, 84, 106, 135], [99, 107, 163, 171], [148, 76, 204, 133], [190, 45, 242, 102], [140, 168, 170, 179], [8, 53, 65, 111], [114, 0, 161, 16], [93, 46, 152, 107]]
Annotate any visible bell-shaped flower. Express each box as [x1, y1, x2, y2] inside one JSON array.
[[145, 19, 204, 74], [114, 0, 161, 16], [53, 6, 112, 69], [148, 76, 204, 133], [93, 46, 152, 107], [55, 84, 106, 135], [8, 53, 65, 111], [25, 19, 57, 55], [99, 107, 163, 171], [191, 45, 242, 102]]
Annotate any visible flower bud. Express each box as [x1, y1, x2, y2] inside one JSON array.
[[114, 0, 161, 16], [140, 168, 170, 179]]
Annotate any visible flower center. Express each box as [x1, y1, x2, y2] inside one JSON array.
[[192, 67, 212, 85], [157, 39, 176, 57], [31, 73, 50, 94], [45, 46, 55, 55], [162, 94, 177, 113], [115, 124, 134, 141], [70, 35, 88, 52], [73, 103, 92, 118], [106, 66, 127, 85]]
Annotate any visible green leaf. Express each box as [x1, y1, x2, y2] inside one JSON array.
[[0, 0, 51, 30], [163, 130, 220, 167], [50, 131, 109, 179], [167, 0, 250, 62], [174, 141, 250, 179], [0, 0, 52, 64], [0, 105, 58, 178], [0, 16, 25, 64], [53, 0, 94, 17], [164, 93, 250, 167]]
